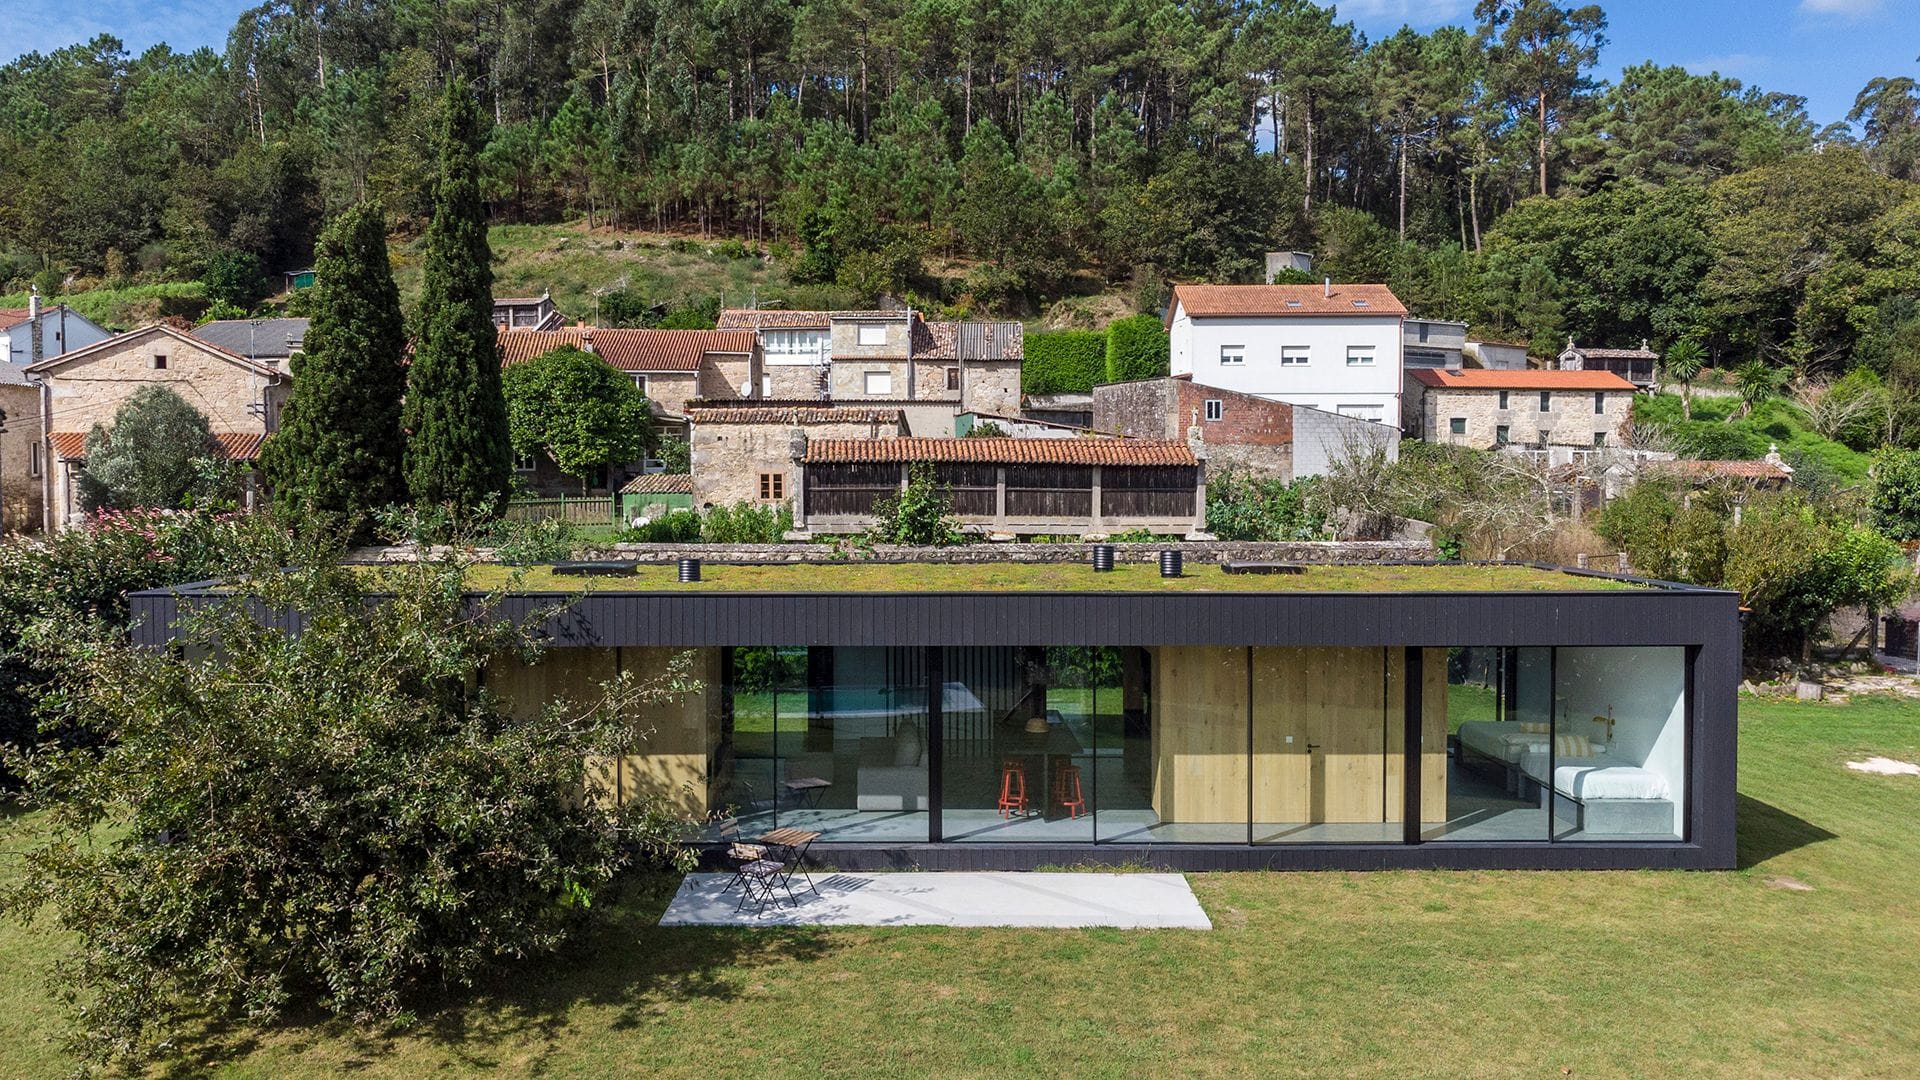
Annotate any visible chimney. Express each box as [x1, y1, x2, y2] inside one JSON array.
[[580, 329, 596, 354], [27, 286, 43, 362], [1324, 277, 1332, 299]]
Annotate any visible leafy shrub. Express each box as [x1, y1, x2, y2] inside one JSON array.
[[699, 501, 793, 543], [200, 248, 266, 309], [0, 550, 698, 1068], [965, 421, 1009, 438], [1870, 448, 1920, 541], [1024, 330, 1107, 394], [869, 463, 966, 545], [1104, 314, 1170, 383], [76, 386, 230, 513], [489, 516, 580, 565], [656, 435, 691, 474], [617, 509, 701, 543], [1205, 469, 1328, 541]]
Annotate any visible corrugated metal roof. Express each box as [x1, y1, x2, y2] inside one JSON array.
[[804, 437, 1196, 466], [717, 309, 833, 330]]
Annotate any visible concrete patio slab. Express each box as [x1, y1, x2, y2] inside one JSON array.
[[659, 871, 1212, 929]]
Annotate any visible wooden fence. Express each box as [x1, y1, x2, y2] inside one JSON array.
[[503, 495, 619, 525]]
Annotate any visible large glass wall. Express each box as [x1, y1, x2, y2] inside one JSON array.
[[690, 643, 1687, 846]]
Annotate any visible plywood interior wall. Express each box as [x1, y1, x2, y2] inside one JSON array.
[[1150, 646, 1250, 825], [485, 646, 722, 819], [1156, 646, 1450, 827]]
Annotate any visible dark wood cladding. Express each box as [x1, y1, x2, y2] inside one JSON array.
[[1100, 465, 1198, 518], [504, 588, 1738, 650]]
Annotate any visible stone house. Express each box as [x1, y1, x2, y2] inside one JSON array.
[[1093, 376, 1399, 482], [686, 404, 905, 510], [0, 363, 43, 532], [1558, 339, 1659, 388], [1404, 368, 1636, 450], [716, 308, 1023, 412], [27, 324, 289, 528], [1, 289, 112, 367], [498, 327, 761, 495]]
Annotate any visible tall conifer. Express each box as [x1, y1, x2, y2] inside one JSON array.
[[263, 202, 407, 529], [404, 76, 511, 512]]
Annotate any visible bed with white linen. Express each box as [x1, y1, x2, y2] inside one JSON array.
[[1455, 721, 1552, 765], [1517, 750, 1675, 836]]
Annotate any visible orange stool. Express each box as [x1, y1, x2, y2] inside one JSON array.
[[1051, 763, 1087, 820], [997, 759, 1029, 818]]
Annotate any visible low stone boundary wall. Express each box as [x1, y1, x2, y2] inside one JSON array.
[[345, 539, 1434, 565]]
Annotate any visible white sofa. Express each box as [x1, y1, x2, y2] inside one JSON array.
[[855, 722, 930, 811]]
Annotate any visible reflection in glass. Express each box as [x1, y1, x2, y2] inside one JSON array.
[[939, 647, 1098, 842], [1543, 647, 1686, 841], [1427, 647, 1551, 841]]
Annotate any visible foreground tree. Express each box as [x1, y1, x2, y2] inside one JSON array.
[[501, 346, 654, 493], [0, 549, 698, 1069], [76, 386, 223, 512], [404, 77, 513, 513], [262, 202, 408, 529]]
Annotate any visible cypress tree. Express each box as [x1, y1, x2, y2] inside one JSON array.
[[262, 202, 408, 530], [403, 76, 512, 513]]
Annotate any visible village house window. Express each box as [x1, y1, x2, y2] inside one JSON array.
[[1537, 429, 1552, 448], [1594, 391, 1606, 414], [513, 452, 538, 473], [857, 323, 887, 347], [1498, 390, 1510, 410], [152, 354, 167, 370], [759, 472, 786, 500], [1495, 425, 1510, 445], [864, 370, 892, 396], [1281, 346, 1310, 366], [29, 441, 42, 478], [1346, 346, 1375, 366], [1449, 417, 1466, 436], [765, 330, 828, 361], [1539, 391, 1552, 411], [1205, 399, 1224, 422], [1593, 432, 1608, 448], [1219, 345, 1245, 366], [946, 367, 961, 391], [631, 373, 648, 396]]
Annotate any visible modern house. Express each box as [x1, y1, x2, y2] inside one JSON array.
[[795, 437, 1207, 538], [1164, 283, 1407, 428], [716, 308, 1023, 414], [1093, 376, 1400, 481], [1, 290, 112, 367], [0, 362, 43, 532], [1404, 368, 1636, 450], [27, 324, 287, 527], [1558, 339, 1659, 389], [190, 318, 309, 366], [1403, 318, 1468, 369], [131, 561, 1740, 871], [492, 293, 567, 331], [1465, 340, 1531, 371]]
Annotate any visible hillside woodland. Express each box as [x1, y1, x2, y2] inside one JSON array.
[[0, 3, 1915, 392]]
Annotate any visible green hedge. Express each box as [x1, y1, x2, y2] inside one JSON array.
[[1105, 314, 1170, 383], [1023, 330, 1108, 394]]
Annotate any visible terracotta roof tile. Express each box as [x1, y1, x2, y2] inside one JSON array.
[[618, 472, 693, 494], [1408, 369, 1637, 391], [1653, 459, 1793, 481], [498, 328, 754, 371], [0, 308, 33, 331], [1569, 345, 1659, 359], [51, 430, 265, 461], [717, 309, 833, 330], [1170, 283, 1408, 319], [804, 436, 1196, 466], [688, 406, 904, 425]]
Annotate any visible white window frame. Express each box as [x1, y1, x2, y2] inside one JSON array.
[[1204, 399, 1224, 422], [864, 370, 893, 396], [1280, 346, 1310, 367], [631, 373, 649, 396], [857, 323, 887, 347], [1345, 345, 1375, 367], [764, 329, 829, 364], [1337, 404, 1383, 423], [513, 452, 538, 473], [1218, 344, 1245, 366]]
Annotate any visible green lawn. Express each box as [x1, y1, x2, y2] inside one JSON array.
[[5, 694, 1919, 1077], [449, 561, 1650, 595]]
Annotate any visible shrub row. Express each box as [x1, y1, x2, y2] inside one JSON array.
[[1021, 315, 1172, 394]]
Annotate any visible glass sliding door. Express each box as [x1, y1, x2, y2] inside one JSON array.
[[1547, 647, 1686, 841], [1425, 646, 1550, 841], [938, 646, 1097, 843], [798, 646, 930, 841]]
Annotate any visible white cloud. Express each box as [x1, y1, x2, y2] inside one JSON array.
[[1798, 0, 1883, 17], [1334, 0, 1474, 27]]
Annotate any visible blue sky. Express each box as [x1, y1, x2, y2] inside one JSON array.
[[3, 0, 1916, 129]]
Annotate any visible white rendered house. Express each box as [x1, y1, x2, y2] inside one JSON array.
[[1, 289, 112, 368], [1165, 283, 1407, 429]]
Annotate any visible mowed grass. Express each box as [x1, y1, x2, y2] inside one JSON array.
[[4, 695, 1920, 1077], [450, 560, 1648, 595]]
